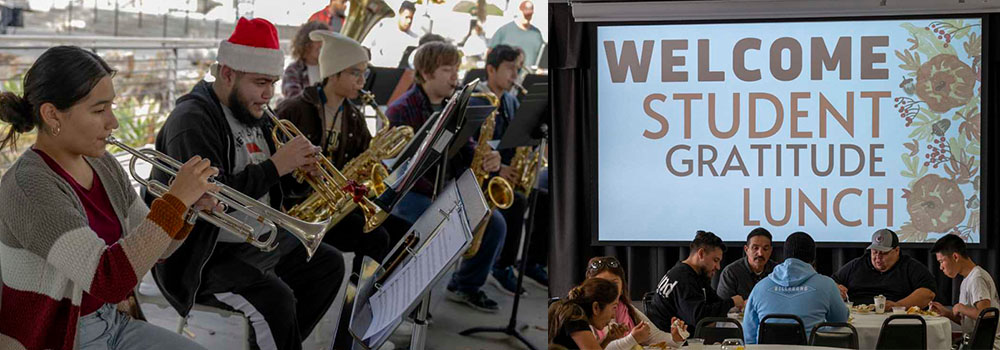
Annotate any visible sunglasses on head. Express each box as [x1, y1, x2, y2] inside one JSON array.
[[588, 258, 621, 271]]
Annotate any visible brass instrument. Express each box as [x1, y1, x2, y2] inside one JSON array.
[[266, 107, 389, 233], [341, 0, 395, 42], [341, 90, 414, 197], [509, 144, 547, 198], [464, 92, 515, 258], [107, 136, 334, 260]]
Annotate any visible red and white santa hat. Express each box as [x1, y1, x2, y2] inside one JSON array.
[[210, 17, 285, 78]]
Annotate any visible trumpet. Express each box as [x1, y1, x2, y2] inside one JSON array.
[[266, 106, 389, 233], [107, 136, 334, 260]]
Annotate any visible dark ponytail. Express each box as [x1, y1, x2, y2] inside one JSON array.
[[547, 278, 618, 342], [0, 46, 115, 152]]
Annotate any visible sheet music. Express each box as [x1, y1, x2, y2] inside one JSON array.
[[363, 200, 470, 340]]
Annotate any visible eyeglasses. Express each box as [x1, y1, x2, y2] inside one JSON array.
[[588, 257, 621, 272], [342, 68, 370, 79]]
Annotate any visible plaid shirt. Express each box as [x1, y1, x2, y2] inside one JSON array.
[[281, 59, 310, 99]]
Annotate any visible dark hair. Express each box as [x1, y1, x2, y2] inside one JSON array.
[[413, 41, 459, 85], [398, 0, 416, 13], [486, 44, 522, 70], [585, 256, 638, 326], [690, 230, 726, 253], [547, 278, 618, 342], [418, 33, 447, 46], [0, 46, 115, 152], [291, 21, 330, 61], [931, 234, 969, 258], [747, 227, 772, 244], [785, 231, 816, 263]]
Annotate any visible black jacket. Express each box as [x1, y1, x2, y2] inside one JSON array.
[[646, 262, 736, 333], [148, 80, 285, 317]]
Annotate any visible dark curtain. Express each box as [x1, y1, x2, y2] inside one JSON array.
[[550, 6, 999, 306]]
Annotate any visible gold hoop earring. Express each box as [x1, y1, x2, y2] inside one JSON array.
[[51, 126, 61, 136]]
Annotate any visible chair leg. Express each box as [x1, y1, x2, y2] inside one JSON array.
[[243, 315, 252, 350], [177, 315, 196, 339]]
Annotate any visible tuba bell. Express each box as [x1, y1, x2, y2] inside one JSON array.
[[341, 0, 395, 43]]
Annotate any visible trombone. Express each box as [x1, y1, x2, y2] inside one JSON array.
[[106, 136, 334, 260]]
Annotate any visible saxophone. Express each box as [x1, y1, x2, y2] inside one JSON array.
[[508, 144, 547, 198], [464, 91, 514, 258], [341, 90, 414, 197]]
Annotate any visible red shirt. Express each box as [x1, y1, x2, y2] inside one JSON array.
[[34, 149, 123, 316]]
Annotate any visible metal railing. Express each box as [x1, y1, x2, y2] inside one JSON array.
[[0, 35, 222, 175]]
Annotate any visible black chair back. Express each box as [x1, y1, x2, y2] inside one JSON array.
[[810, 322, 859, 349], [966, 307, 1000, 350], [758, 314, 807, 345], [694, 317, 743, 345], [875, 314, 926, 350]]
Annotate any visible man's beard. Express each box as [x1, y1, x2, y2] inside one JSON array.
[[228, 87, 265, 127]]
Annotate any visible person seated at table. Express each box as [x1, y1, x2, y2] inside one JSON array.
[[717, 227, 777, 300], [548, 278, 621, 349], [929, 234, 1000, 349], [832, 229, 937, 308], [742, 231, 849, 344], [646, 230, 744, 333], [586, 256, 688, 349]]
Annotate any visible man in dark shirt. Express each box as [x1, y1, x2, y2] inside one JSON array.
[[647, 231, 745, 333], [832, 228, 937, 307], [717, 227, 777, 300]]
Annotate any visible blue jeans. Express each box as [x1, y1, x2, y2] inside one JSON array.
[[77, 303, 206, 350], [391, 192, 507, 294]]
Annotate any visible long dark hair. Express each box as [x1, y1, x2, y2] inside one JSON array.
[[291, 21, 330, 61], [0, 46, 115, 152], [547, 278, 618, 343], [586, 256, 639, 325]]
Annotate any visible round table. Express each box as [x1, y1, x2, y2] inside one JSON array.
[[849, 311, 952, 350], [678, 345, 846, 349], [724, 311, 953, 349]]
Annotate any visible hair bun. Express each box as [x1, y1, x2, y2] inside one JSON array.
[[0, 91, 34, 133], [567, 286, 584, 300]]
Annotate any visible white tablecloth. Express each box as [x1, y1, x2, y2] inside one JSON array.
[[849, 312, 952, 350], [679, 345, 848, 350], [724, 311, 953, 350]]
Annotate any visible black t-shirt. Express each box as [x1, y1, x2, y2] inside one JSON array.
[[551, 318, 591, 349], [832, 254, 937, 304], [646, 262, 735, 333]]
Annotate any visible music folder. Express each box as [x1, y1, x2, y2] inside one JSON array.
[[374, 79, 492, 209], [346, 170, 488, 350]]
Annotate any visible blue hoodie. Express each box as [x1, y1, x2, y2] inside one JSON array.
[[742, 258, 849, 344]]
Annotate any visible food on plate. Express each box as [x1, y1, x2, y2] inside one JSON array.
[[906, 306, 940, 317], [852, 304, 875, 313]]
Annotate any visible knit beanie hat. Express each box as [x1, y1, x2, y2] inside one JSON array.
[[784, 232, 816, 263], [210, 17, 285, 78], [309, 30, 368, 80]]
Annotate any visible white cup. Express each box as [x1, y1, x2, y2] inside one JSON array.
[[686, 338, 704, 350], [874, 295, 886, 314]]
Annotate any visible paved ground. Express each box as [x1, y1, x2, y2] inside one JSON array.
[[139, 264, 547, 350]]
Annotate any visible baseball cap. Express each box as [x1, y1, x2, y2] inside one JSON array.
[[868, 229, 899, 252]]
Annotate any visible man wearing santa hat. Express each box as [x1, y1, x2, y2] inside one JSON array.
[[150, 17, 346, 350]]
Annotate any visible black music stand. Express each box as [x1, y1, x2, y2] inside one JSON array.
[[375, 80, 489, 210], [346, 170, 489, 350], [363, 67, 408, 106], [462, 68, 487, 87], [459, 92, 550, 350]]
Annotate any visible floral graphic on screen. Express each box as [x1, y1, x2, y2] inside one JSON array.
[[895, 19, 981, 242]]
